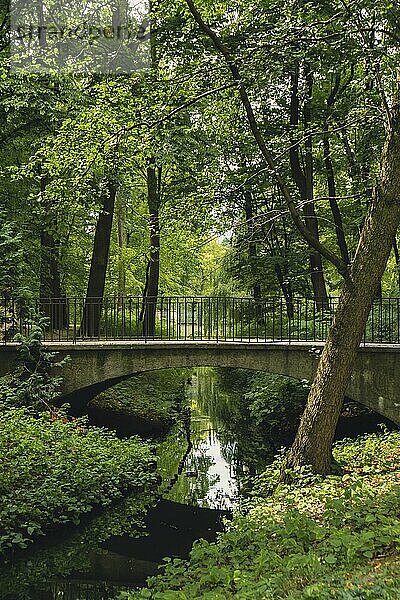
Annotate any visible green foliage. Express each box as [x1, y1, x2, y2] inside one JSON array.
[[246, 373, 309, 437], [88, 369, 189, 436], [0, 406, 157, 555], [0, 214, 24, 298], [121, 431, 400, 599], [212, 369, 309, 470], [0, 490, 154, 599], [1, 312, 66, 412], [0, 317, 158, 560]]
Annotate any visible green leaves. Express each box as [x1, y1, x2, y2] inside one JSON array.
[[123, 430, 400, 599], [0, 407, 157, 555]]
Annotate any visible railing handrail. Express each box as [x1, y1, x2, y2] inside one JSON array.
[[2, 295, 400, 345]]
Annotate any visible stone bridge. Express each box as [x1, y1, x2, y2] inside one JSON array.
[[1, 340, 400, 424]]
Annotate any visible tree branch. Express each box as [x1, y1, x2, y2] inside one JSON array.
[[185, 0, 349, 280]]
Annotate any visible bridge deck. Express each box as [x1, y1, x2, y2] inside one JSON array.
[[3, 339, 399, 352]]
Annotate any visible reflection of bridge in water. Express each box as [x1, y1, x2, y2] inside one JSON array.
[[1, 296, 400, 425]]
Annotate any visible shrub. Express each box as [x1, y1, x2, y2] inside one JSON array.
[[246, 373, 309, 438], [120, 431, 400, 599], [0, 406, 158, 555], [1, 312, 66, 412]]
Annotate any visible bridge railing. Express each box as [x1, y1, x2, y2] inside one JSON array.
[[2, 296, 400, 344]]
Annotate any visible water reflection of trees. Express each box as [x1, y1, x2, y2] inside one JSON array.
[[157, 367, 284, 510], [190, 368, 278, 476], [182, 448, 218, 507], [0, 491, 154, 598]]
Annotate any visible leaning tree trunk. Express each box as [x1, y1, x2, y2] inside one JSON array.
[[142, 162, 161, 337], [80, 180, 117, 338], [285, 79, 400, 474]]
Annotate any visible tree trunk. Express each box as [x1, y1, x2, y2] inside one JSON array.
[[393, 238, 400, 291], [244, 190, 261, 299], [80, 180, 117, 337], [142, 162, 161, 337], [40, 230, 68, 329], [39, 178, 67, 329], [261, 207, 295, 319], [285, 77, 400, 474], [323, 125, 350, 266], [290, 65, 328, 308], [115, 191, 127, 304], [274, 262, 294, 319]]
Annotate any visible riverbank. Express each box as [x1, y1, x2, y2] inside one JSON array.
[[0, 407, 158, 557], [3, 361, 399, 598], [87, 369, 189, 437], [129, 430, 400, 599]]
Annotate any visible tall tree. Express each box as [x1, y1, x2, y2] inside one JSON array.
[[141, 161, 161, 336], [80, 179, 117, 337], [289, 64, 329, 308], [38, 177, 68, 329], [243, 190, 261, 300], [286, 73, 400, 473], [184, 0, 400, 473]]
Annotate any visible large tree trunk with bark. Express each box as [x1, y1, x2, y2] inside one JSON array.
[[285, 78, 400, 474], [80, 180, 117, 337], [184, 0, 399, 475], [142, 162, 161, 337], [393, 238, 400, 291]]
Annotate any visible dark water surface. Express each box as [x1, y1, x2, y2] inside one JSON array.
[[0, 368, 396, 599]]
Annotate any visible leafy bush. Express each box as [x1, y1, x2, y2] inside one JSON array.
[[0, 491, 154, 598], [0, 317, 159, 558], [246, 373, 309, 437], [120, 431, 400, 599], [0, 406, 158, 555], [0, 214, 24, 298], [1, 313, 66, 412], [211, 370, 309, 470]]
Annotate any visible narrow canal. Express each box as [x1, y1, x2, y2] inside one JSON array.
[[0, 368, 396, 599]]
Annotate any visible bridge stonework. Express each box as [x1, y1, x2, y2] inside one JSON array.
[[0, 341, 399, 425]]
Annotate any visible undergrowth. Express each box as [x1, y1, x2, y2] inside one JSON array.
[[88, 369, 189, 436], [120, 429, 400, 599], [0, 317, 158, 557]]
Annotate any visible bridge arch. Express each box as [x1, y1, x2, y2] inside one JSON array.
[[1, 341, 400, 424]]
